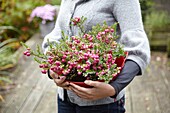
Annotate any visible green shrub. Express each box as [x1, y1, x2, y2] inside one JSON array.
[[145, 11, 170, 31], [0, 0, 61, 85], [139, 0, 154, 22], [0, 0, 61, 42]]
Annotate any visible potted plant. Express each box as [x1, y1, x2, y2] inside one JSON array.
[[22, 17, 127, 87], [30, 4, 57, 37]]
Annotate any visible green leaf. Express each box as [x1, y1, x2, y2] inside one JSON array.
[[83, 72, 88, 77], [86, 69, 96, 74], [0, 26, 21, 34], [0, 38, 18, 48], [36, 45, 42, 55], [20, 41, 29, 49], [0, 76, 12, 84], [34, 57, 42, 64]]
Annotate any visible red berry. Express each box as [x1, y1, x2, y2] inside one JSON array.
[[50, 67, 54, 71], [78, 72, 82, 75], [110, 29, 114, 32], [105, 29, 110, 33], [23, 51, 28, 55], [44, 64, 48, 68], [62, 55, 67, 59], [41, 70, 47, 74], [39, 64, 44, 68], [55, 61, 61, 66], [26, 52, 31, 56], [75, 17, 80, 22], [62, 59, 66, 63]]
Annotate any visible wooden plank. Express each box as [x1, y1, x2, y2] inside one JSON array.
[[128, 55, 170, 113], [148, 63, 170, 113], [125, 86, 132, 113], [3, 69, 41, 113], [18, 75, 49, 113], [33, 79, 57, 113], [0, 33, 44, 113], [130, 75, 162, 113], [0, 57, 42, 109]]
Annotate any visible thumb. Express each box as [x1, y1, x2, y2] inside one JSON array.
[[84, 80, 99, 87]]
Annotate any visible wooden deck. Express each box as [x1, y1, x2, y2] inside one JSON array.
[[0, 34, 170, 113]]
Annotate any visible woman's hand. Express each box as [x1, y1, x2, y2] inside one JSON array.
[[69, 80, 116, 100], [50, 71, 70, 90]]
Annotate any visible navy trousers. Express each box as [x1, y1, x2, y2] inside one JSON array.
[[58, 96, 125, 113]]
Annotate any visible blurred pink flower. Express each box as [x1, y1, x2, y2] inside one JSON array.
[[30, 4, 56, 24]]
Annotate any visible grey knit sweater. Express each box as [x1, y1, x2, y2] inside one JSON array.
[[42, 0, 150, 106]]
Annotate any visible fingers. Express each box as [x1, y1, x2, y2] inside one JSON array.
[[54, 76, 66, 84], [69, 81, 114, 100], [70, 82, 88, 93], [69, 83, 84, 94], [49, 71, 71, 89], [54, 76, 69, 87], [49, 70, 59, 79], [84, 80, 101, 87], [69, 83, 93, 99]]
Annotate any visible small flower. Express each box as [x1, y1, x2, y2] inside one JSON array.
[[30, 4, 56, 24], [72, 17, 81, 25]]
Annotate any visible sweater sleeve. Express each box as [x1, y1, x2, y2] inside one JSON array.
[[110, 60, 140, 97], [42, 1, 64, 53], [112, 0, 150, 74]]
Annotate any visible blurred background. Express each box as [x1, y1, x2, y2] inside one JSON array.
[[0, 0, 61, 73], [0, 0, 170, 113]]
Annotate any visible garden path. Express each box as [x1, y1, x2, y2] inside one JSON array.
[[0, 34, 170, 113]]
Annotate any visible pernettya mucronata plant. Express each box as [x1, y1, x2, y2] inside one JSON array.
[[21, 16, 125, 83]]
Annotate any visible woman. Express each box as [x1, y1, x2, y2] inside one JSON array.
[[42, 0, 150, 113]]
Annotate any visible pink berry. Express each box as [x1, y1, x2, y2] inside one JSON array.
[[92, 66, 97, 70], [48, 56, 53, 60], [41, 70, 47, 74], [83, 68, 86, 71], [83, 34, 88, 38], [110, 29, 114, 32], [72, 46, 75, 50], [62, 59, 66, 63], [77, 65, 81, 69], [76, 40, 80, 43], [75, 17, 80, 22], [26, 52, 31, 56], [69, 65, 72, 69], [23, 51, 28, 55], [105, 29, 110, 33], [39, 64, 44, 68], [73, 62, 77, 66], [55, 61, 61, 66], [98, 66, 102, 70], [62, 55, 67, 59], [48, 59, 53, 64], [102, 32, 105, 35], [72, 36, 76, 40], [44, 64, 48, 68], [50, 67, 54, 71], [78, 72, 82, 75]]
